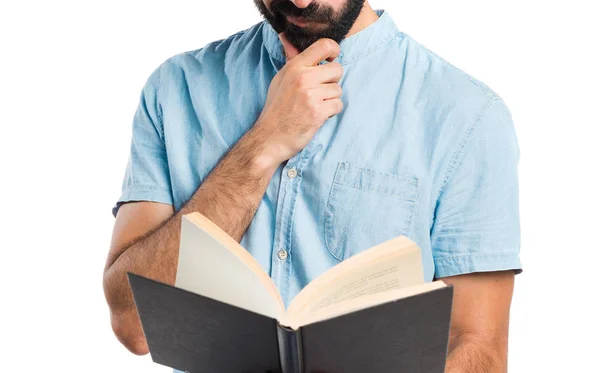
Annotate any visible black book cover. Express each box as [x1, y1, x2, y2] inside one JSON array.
[[127, 273, 453, 373]]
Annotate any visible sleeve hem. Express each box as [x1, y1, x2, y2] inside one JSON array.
[[433, 251, 522, 278], [112, 184, 173, 218]]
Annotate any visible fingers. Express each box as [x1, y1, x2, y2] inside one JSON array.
[[297, 38, 340, 66], [275, 34, 344, 122], [278, 32, 300, 61], [290, 62, 343, 88], [322, 98, 344, 119], [312, 62, 344, 84], [316, 83, 343, 100]]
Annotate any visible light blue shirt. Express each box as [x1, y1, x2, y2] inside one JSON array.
[[114, 6, 521, 331]]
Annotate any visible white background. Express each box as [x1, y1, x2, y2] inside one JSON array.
[[1, 0, 598, 372]]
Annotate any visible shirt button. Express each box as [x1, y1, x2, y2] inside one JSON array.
[[287, 168, 297, 179], [277, 249, 288, 260]]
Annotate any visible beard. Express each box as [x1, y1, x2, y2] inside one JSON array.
[[254, 0, 365, 52]]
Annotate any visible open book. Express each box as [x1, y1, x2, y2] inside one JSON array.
[[128, 212, 454, 373]]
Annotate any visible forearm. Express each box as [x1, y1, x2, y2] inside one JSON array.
[[105, 36, 344, 354], [187, 125, 280, 241], [445, 336, 507, 373], [104, 125, 280, 352]]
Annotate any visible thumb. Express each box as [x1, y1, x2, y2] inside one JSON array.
[[278, 32, 300, 61]]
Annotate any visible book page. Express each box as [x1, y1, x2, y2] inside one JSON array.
[[306, 258, 411, 312], [175, 213, 284, 319], [294, 281, 446, 329], [284, 236, 424, 324], [304, 249, 423, 314]]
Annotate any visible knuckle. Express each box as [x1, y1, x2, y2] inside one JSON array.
[[308, 103, 321, 121], [292, 73, 308, 88], [326, 39, 339, 52], [302, 88, 314, 100], [319, 38, 336, 52], [335, 84, 343, 96], [286, 63, 300, 72]]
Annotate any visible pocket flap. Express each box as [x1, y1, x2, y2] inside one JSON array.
[[333, 162, 418, 201]]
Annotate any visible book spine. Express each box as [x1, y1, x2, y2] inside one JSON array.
[[276, 323, 303, 373]]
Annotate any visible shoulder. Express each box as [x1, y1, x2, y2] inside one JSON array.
[[399, 32, 502, 103], [395, 32, 511, 138], [394, 33, 518, 189], [396, 32, 514, 146], [151, 20, 268, 85]]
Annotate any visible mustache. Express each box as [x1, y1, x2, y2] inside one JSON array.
[[270, 0, 334, 22]]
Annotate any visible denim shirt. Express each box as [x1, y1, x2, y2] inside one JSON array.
[[113, 8, 521, 316]]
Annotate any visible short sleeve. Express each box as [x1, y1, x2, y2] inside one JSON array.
[[112, 66, 173, 218], [431, 98, 522, 278]]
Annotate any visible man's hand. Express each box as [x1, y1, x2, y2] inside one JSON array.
[[105, 35, 344, 356], [105, 35, 344, 355], [252, 33, 344, 166]]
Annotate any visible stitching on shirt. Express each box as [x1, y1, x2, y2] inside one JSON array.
[[273, 167, 289, 264], [405, 179, 420, 236], [336, 186, 359, 261], [336, 162, 419, 186], [404, 35, 498, 101], [339, 32, 404, 65], [433, 251, 520, 261], [184, 26, 250, 59], [125, 184, 172, 192], [155, 63, 166, 143], [434, 97, 499, 204], [324, 162, 342, 261], [332, 162, 419, 201]]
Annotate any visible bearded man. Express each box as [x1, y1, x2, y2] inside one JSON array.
[[104, 1, 522, 372]]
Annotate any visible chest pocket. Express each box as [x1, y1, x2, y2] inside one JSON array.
[[324, 161, 419, 261]]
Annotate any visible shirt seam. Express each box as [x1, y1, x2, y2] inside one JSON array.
[[434, 97, 499, 203], [187, 28, 251, 58], [339, 31, 404, 66], [434, 251, 519, 261], [155, 62, 166, 142], [404, 34, 498, 100], [122, 184, 172, 192]]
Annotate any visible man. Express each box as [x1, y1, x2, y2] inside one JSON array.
[[104, 0, 521, 372]]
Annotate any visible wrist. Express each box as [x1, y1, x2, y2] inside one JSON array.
[[251, 149, 281, 176], [239, 126, 282, 176]]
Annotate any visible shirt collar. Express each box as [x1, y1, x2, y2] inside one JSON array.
[[262, 8, 400, 65]]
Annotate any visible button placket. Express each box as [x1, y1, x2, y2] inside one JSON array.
[[271, 140, 319, 304]]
